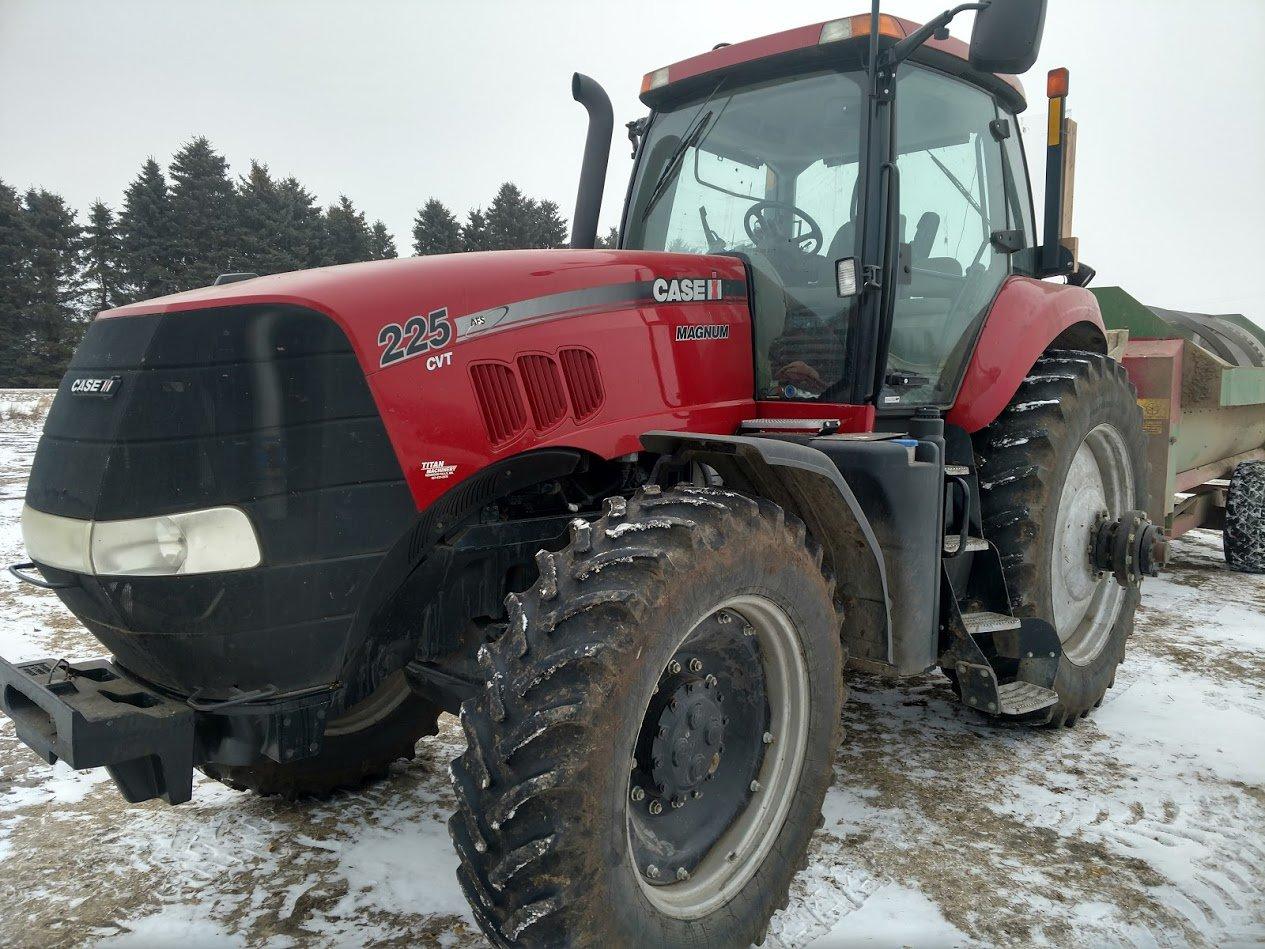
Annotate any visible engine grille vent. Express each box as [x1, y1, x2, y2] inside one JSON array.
[[559, 348, 605, 421], [516, 354, 568, 431], [470, 361, 527, 447]]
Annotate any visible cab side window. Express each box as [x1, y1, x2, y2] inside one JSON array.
[[1000, 112, 1037, 272]]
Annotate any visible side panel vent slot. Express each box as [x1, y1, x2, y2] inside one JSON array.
[[470, 361, 527, 447], [559, 347, 605, 421], [516, 354, 568, 431]]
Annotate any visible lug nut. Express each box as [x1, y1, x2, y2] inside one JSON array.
[[670, 796, 684, 809], [648, 800, 663, 815], [692, 790, 702, 799], [704, 674, 718, 688], [646, 864, 660, 879], [689, 658, 703, 673], [676, 867, 690, 881], [630, 786, 645, 802], [762, 731, 774, 744], [717, 611, 732, 624], [669, 660, 682, 675], [750, 780, 762, 793]]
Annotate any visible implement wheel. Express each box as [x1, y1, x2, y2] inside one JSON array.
[[973, 351, 1148, 726], [449, 485, 843, 947], [1225, 460, 1265, 573]]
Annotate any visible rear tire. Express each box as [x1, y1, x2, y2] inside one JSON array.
[[1224, 461, 1265, 573], [200, 672, 441, 798], [449, 486, 844, 947], [972, 351, 1147, 726]]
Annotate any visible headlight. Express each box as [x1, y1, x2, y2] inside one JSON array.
[[21, 505, 262, 577]]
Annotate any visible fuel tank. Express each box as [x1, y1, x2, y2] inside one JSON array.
[[21, 250, 756, 703]]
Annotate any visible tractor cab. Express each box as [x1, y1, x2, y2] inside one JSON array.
[[620, 9, 1054, 412]]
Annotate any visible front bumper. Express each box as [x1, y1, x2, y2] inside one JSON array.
[[0, 655, 336, 804]]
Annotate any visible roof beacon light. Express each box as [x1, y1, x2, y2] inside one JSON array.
[[641, 67, 670, 94], [820, 14, 904, 45]]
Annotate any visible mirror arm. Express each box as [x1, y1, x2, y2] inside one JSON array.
[[879, 2, 989, 69]]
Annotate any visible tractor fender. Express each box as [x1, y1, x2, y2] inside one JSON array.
[[641, 430, 893, 661], [947, 276, 1107, 433]]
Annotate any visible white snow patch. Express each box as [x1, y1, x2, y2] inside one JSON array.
[[96, 902, 244, 947], [328, 809, 472, 923], [815, 882, 971, 946]]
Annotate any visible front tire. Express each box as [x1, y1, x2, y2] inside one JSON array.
[[449, 485, 844, 947], [973, 351, 1148, 725]]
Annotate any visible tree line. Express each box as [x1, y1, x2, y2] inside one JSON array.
[[1, 137, 609, 387]]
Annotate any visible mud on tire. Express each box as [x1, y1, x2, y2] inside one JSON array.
[[1224, 460, 1265, 573], [972, 351, 1147, 726], [200, 673, 441, 798], [449, 485, 844, 947]]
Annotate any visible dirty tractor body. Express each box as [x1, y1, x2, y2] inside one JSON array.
[[3, 2, 1235, 945]]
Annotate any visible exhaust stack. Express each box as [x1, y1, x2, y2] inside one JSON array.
[[569, 73, 613, 249]]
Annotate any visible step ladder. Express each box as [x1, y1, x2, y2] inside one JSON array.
[[941, 460, 1062, 720]]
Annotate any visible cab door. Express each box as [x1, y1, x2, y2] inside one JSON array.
[[880, 65, 1012, 409]]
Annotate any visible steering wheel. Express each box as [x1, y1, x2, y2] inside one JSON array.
[[743, 200, 824, 257]]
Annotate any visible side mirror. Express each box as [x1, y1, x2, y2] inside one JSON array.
[[969, 0, 1048, 74]]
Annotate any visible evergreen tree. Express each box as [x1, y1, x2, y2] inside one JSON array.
[[15, 189, 84, 387], [412, 198, 462, 255], [595, 226, 620, 249], [323, 195, 372, 264], [235, 161, 328, 275], [119, 158, 179, 300], [0, 181, 30, 384], [369, 221, 397, 259], [276, 176, 327, 270], [483, 182, 535, 250], [81, 201, 125, 313], [168, 137, 238, 287], [529, 198, 569, 248], [236, 161, 288, 275], [461, 208, 488, 252]]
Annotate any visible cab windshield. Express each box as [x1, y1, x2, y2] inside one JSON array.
[[624, 69, 867, 400]]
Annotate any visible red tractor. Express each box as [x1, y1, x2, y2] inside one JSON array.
[[3, 1, 1170, 945]]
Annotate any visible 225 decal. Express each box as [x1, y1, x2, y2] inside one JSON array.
[[378, 307, 454, 368]]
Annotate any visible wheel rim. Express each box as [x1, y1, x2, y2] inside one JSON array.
[[1051, 422, 1134, 665], [323, 671, 412, 737], [626, 594, 810, 919]]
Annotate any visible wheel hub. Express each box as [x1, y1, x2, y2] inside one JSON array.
[[1089, 509, 1168, 587], [648, 672, 725, 805]]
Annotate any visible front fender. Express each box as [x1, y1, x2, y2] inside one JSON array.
[[947, 276, 1106, 433], [641, 431, 892, 664]]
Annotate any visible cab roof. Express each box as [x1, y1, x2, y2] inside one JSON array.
[[640, 13, 1026, 112]]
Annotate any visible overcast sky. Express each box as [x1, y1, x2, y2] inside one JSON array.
[[2, 0, 1262, 320]]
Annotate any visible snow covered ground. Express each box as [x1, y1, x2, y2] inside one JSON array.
[[1, 387, 1262, 948]]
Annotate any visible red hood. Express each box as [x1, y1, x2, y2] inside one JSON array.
[[102, 249, 748, 374]]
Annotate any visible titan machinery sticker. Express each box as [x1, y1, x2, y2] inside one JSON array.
[[421, 460, 457, 480]]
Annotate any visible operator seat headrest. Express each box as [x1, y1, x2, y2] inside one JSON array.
[[826, 214, 908, 262]]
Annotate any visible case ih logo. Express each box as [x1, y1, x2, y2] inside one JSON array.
[[69, 376, 120, 398], [652, 277, 723, 303]]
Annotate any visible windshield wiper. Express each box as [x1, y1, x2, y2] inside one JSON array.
[[639, 110, 713, 221]]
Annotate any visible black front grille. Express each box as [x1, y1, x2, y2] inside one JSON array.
[[27, 304, 415, 699]]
